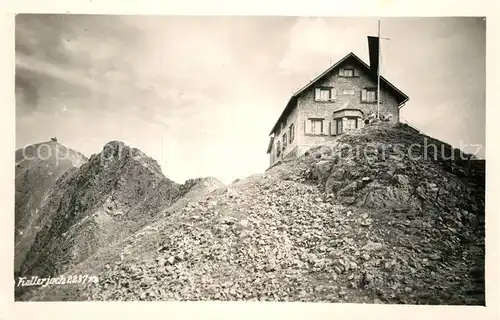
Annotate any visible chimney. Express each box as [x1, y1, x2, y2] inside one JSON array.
[[367, 36, 379, 75]]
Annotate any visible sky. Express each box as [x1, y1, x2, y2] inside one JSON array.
[[15, 15, 486, 184]]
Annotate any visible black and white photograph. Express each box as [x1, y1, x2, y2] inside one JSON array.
[[10, 13, 488, 307]]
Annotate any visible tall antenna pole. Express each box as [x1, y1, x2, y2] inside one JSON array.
[[377, 19, 381, 119]]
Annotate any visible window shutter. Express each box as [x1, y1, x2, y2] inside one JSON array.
[[322, 120, 328, 135], [305, 120, 311, 134], [330, 88, 337, 100], [336, 119, 343, 135], [339, 68, 344, 77], [361, 89, 367, 102], [354, 68, 360, 77], [330, 120, 335, 135], [314, 88, 321, 101]]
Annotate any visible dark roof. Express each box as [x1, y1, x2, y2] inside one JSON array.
[[269, 52, 410, 135]]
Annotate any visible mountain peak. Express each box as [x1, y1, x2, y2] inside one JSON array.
[[86, 141, 164, 178], [15, 140, 88, 168], [102, 140, 127, 150]]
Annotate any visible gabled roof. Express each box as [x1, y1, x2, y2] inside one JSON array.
[[269, 52, 410, 135]]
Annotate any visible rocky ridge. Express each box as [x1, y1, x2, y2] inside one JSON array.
[[19, 141, 179, 277], [16, 140, 225, 299]]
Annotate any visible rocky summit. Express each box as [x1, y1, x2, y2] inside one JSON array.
[[15, 123, 485, 305]]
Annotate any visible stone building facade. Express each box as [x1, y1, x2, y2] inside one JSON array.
[[267, 52, 409, 167]]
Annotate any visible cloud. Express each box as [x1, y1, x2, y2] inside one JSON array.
[[278, 17, 375, 76], [279, 18, 335, 75], [15, 70, 39, 116], [16, 52, 107, 95]]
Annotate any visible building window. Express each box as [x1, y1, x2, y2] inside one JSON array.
[[345, 117, 358, 131], [335, 117, 359, 135], [276, 141, 281, 157], [361, 88, 377, 103], [310, 119, 323, 134], [314, 87, 336, 102], [342, 89, 355, 95], [339, 68, 355, 77], [283, 133, 287, 150], [289, 124, 294, 143], [315, 88, 330, 101]]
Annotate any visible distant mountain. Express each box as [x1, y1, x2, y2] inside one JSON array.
[[15, 140, 88, 272]]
